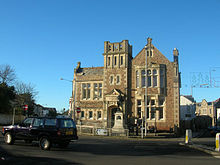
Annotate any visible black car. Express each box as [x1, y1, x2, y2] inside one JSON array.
[[208, 126, 220, 136], [1, 116, 78, 150]]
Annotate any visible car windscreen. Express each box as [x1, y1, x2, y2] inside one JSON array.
[[60, 119, 76, 128]]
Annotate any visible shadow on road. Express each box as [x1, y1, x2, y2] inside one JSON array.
[[0, 145, 81, 165], [68, 136, 211, 157]]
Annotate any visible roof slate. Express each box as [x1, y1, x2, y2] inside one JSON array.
[[77, 67, 104, 76]]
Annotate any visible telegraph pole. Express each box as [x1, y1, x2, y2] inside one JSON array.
[[144, 43, 148, 137]]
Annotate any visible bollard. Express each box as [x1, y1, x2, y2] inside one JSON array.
[[215, 133, 220, 151], [185, 129, 192, 144]]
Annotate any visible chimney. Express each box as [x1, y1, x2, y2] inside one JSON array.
[[173, 48, 179, 63]]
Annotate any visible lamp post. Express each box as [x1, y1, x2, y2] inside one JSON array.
[[144, 40, 150, 137], [60, 77, 76, 121]]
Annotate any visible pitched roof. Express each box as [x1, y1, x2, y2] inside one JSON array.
[[181, 95, 195, 103], [77, 67, 104, 76]]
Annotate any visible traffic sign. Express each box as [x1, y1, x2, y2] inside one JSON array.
[[24, 105, 28, 111], [76, 107, 81, 113]]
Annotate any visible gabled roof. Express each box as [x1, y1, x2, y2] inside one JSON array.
[[183, 95, 195, 103]]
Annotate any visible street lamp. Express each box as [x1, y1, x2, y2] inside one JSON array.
[[60, 77, 76, 121]]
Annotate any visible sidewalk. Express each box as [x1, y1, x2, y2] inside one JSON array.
[[179, 142, 220, 156], [179, 130, 220, 156]]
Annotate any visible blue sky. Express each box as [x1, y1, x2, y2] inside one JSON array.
[[0, 0, 219, 112]]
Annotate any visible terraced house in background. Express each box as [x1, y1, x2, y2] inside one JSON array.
[[69, 37, 181, 133]]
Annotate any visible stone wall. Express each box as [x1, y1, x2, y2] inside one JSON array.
[[0, 114, 25, 125]]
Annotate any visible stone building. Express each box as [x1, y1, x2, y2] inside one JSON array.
[[195, 99, 220, 127], [69, 37, 181, 133]]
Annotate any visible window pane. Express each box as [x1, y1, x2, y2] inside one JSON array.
[[98, 111, 101, 119], [81, 111, 84, 118], [117, 76, 120, 84], [147, 108, 150, 119], [87, 89, 90, 98], [94, 83, 98, 88], [23, 118, 33, 125], [110, 76, 114, 84], [137, 100, 141, 105], [99, 89, 102, 98], [87, 83, 90, 88], [160, 69, 164, 75], [82, 84, 86, 88], [151, 100, 155, 105], [160, 75, 164, 87], [141, 70, 146, 87], [148, 76, 151, 87], [136, 71, 139, 88], [83, 89, 86, 99], [108, 57, 110, 66], [45, 119, 57, 126], [33, 118, 44, 127], [159, 98, 165, 106], [159, 108, 163, 119], [151, 108, 155, 119], [153, 75, 157, 87], [60, 119, 74, 128], [94, 88, 98, 99], [89, 111, 93, 118], [137, 107, 141, 118], [121, 56, 123, 65], [99, 83, 102, 88]]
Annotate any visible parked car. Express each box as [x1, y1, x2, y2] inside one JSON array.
[[207, 126, 220, 136], [1, 116, 78, 150]]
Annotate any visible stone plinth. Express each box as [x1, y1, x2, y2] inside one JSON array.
[[112, 111, 127, 136]]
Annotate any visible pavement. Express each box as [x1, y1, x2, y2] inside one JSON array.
[[179, 130, 220, 157]]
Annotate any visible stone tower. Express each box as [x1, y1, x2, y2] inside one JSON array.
[[102, 40, 132, 128]]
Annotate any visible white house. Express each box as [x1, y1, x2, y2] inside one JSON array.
[[180, 95, 196, 121]]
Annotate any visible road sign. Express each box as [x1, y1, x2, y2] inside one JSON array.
[[24, 105, 28, 111], [76, 107, 81, 113]]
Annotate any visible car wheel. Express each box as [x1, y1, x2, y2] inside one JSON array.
[[39, 136, 51, 150], [4, 132, 14, 145]]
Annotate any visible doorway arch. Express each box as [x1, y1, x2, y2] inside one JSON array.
[[107, 106, 120, 128]]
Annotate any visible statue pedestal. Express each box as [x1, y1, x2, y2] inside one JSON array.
[[112, 111, 127, 136]]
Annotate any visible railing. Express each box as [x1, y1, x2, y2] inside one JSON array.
[[76, 125, 129, 137]]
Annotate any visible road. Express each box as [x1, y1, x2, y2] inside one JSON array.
[[0, 136, 219, 165]]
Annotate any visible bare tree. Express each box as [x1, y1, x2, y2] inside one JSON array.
[[15, 81, 39, 115], [15, 81, 38, 101], [0, 64, 16, 85]]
